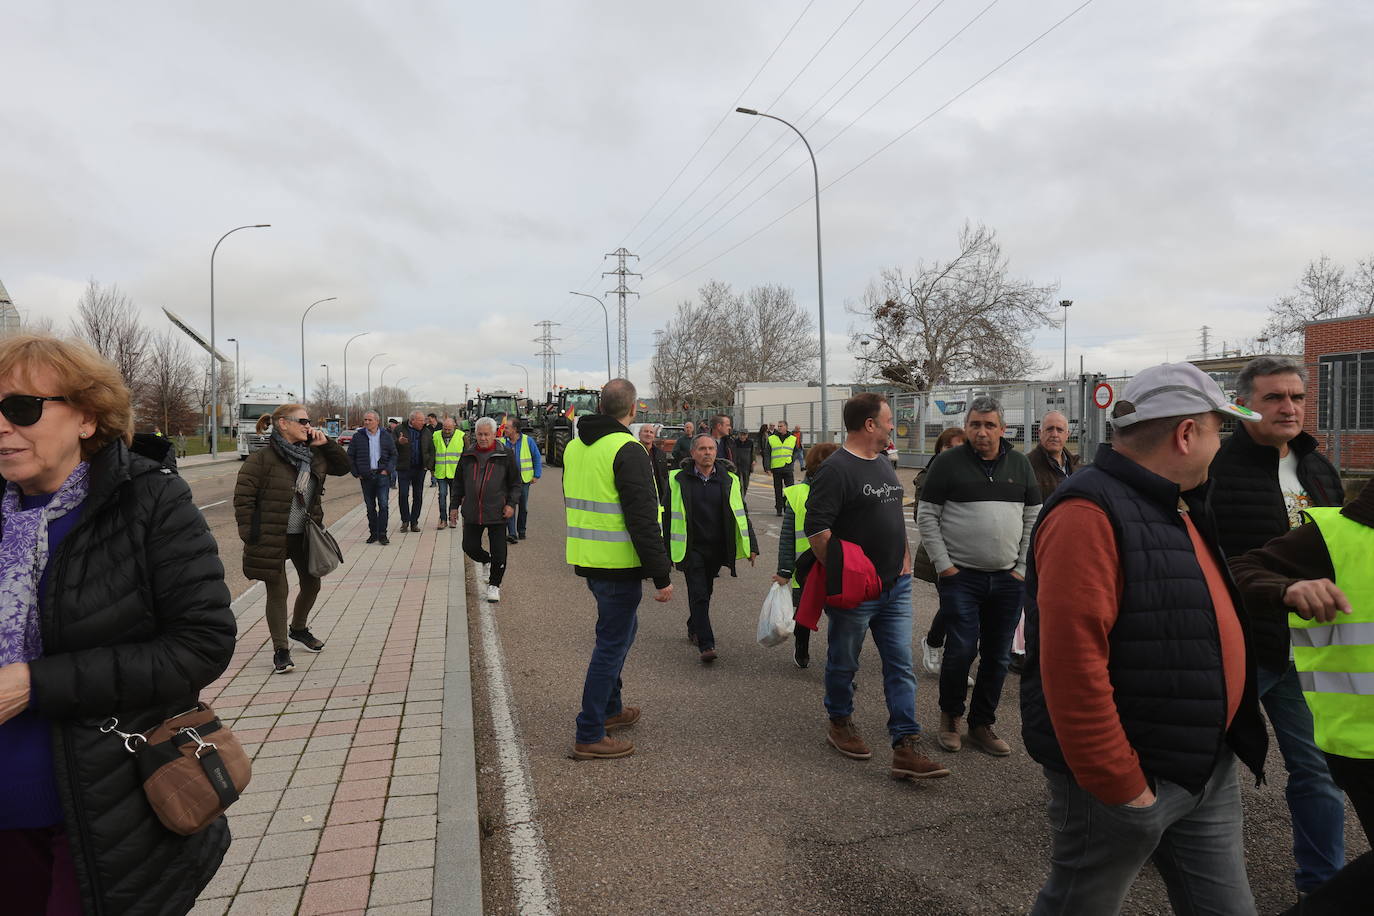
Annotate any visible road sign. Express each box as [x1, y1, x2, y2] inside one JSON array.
[[1093, 382, 1114, 409]]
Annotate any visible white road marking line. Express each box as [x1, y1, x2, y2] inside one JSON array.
[[197, 499, 227, 511], [477, 573, 559, 915]]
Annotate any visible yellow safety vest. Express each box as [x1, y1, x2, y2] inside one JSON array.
[[564, 431, 642, 569], [432, 429, 465, 480], [1290, 508, 1374, 759], [768, 434, 797, 470], [783, 482, 810, 590], [665, 467, 749, 564], [510, 434, 535, 484]]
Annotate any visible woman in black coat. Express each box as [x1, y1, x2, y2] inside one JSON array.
[[0, 335, 235, 915]]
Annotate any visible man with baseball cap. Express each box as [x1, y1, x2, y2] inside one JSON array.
[[1020, 363, 1270, 913]]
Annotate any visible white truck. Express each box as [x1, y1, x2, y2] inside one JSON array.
[[236, 385, 300, 459]]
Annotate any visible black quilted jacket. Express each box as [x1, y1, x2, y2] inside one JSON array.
[[25, 435, 236, 914]]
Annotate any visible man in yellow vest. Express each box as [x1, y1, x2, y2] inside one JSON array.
[[767, 419, 799, 517], [503, 421, 542, 544], [1232, 478, 1374, 911], [431, 417, 465, 530], [665, 434, 759, 663], [566, 379, 674, 760]]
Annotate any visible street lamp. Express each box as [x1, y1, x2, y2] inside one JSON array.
[[320, 364, 330, 407], [366, 352, 388, 414], [342, 332, 369, 427], [568, 291, 613, 382], [1059, 299, 1073, 380], [509, 362, 530, 396], [301, 296, 338, 405], [225, 337, 241, 408], [379, 363, 398, 395], [736, 107, 829, 443], [210, 223, 270, 459]]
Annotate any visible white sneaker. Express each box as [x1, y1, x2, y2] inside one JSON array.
[[486, 584, 501, 602], [921, 638, 942, 675], [480, 563, 489, 582]]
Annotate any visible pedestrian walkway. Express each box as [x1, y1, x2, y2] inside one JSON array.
[[191, 496, 480, 916]]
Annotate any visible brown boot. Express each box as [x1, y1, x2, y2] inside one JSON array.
[[570, 735, 634, 760], [891, 735, 951, 780], [437, 519, 447, 530], [967, 724, 1012, 757], [937, 713, 963, 752], [827, 715, 872, 760], [604, 707, 641, 731]]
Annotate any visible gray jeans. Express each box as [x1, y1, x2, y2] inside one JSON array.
[[1032, 752, 1256, 916]]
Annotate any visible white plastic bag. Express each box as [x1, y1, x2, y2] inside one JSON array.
[[756, 582, 796, 647]]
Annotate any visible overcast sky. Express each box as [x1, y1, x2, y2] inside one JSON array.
[[3, 0, 1370, 405]]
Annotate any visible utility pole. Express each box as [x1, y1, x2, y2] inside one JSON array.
[[603, 248, 640, 379], [534, 320, 561, 394], [1199, 325, 1211, 359]]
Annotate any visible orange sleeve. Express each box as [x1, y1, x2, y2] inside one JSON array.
[[1183, 515, 1246, 729], [1037, 498, 1147, 806]]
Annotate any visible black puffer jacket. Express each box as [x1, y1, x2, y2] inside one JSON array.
[[25, 435, 236, 915], [1207, 423, 1344, 670]]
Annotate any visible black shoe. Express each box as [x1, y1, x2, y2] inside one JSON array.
[[366, 534, 378, 544], [518, 533, 527, 540], [793, 643, 809, 669], [272, 648, 295, 674], [289, 628, 325, 653], [1009, 652, 1026, 675], [506, 534, 518, 544], [379, 535, 391, 545]]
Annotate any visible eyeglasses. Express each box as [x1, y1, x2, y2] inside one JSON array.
[[288, 417, 312, 426], [1, 395, 68, 427]]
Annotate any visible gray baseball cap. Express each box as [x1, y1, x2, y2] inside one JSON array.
[[1111, 362, 1262, 429]]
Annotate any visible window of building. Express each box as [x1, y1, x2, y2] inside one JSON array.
[[1318, 351, 1374, 431]]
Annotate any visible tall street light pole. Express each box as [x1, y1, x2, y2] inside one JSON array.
[[210, 223, 270, 459], [320, 363, 330, 404], [509, 362, 530, 397], [736, 107, 829, 443], [225, 337, 241, 409], [342, 332, 369, 427], [1060, 299, 1073, 380], [301, 296, 338, 406], [380, 363, 398, 391], [568, 291, 613, 382], [367, 352, 389, 414]]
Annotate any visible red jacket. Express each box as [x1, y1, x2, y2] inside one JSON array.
[[795, 539, 881, 631]]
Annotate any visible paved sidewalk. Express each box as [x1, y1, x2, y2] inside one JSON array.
[[191, 495, 480, 915]]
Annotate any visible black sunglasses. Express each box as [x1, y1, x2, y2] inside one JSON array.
[[1, 395, 68, 427], [286, 417, 312, 426]]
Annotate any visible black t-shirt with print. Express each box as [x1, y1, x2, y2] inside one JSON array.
[[803, 446, 907, 588]]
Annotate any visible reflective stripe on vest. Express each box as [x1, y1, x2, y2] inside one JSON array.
[[1289, 507, 1374, 759], [512, 435, 535, 483], [666, 468, 749, 564], [563, 431, 642, 569], [783, 482, 810, 590], [768, 434, 797, 469], [432, 429, 465, 480]]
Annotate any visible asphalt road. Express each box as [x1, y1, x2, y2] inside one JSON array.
[[470, 465, 1369, 916]]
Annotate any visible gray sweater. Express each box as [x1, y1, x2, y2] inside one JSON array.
[[915, 440, 1041, 577]]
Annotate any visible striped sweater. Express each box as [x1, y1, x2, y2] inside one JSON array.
[[915, 440, 1041, 576]]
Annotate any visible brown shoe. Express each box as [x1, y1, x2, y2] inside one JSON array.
[[967, 724, 1012, 757], [699, 647, 717, 663], [937, 713, 963, 752], [437, 520, 447, 530], [570, 735, 634, 760], [827, 715, 872, 760], [891, 735, 952, 780], [604, 707, 641, 731]]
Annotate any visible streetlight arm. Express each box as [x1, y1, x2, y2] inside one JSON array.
[[300, 296, 338, 404], [209, 223, 270, 461], [569, 291, 613, 382]]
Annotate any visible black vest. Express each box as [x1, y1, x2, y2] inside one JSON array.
[[1020, 445, 1267, 793]]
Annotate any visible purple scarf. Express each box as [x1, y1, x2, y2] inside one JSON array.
[[0, 462, 91, 666]]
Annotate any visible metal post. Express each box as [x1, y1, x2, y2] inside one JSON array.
[[300, 297, 337, 405], [1060, 300, 1073, 381], [568, 292, 613, 382], [320, 364, 329, 407], [209, 224, 269, 459], [225, 337, 241, 410], [342, 332, 368, 428], [366, 352, 388, 416]]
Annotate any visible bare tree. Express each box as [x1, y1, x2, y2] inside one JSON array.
[[138, 329, 198, 434], [308, 377, 345, 419], [70, 280, 151, 390], [1261, 255, 1368, 352], [847, 222, 1059, 388]]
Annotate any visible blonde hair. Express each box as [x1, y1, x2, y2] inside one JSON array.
[[0, 334, 133, 459], [255, 403, 306, 434]]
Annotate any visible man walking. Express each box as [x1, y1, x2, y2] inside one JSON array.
[[347, 410, 396, 545], [709, 413, 736, 467], [394, 410, 435, 533], [732, 429, 756, 495], [665, 434, 759, 663], [431, 416, 465, 530], [567, 379, 673, 760], [1206, 355, 1347, 896], [425, 412, 440, 486], [671, 420, 696, 464], [916, 396, 1041, 757], [453, 417, 520, 602], [806, 393, 949, 781], [768, 419, 799, 516], [504, 421, 543, 543], [1021, 363, 1269, 914]]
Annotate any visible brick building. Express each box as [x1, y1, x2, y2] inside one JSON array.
[[1303, 313, 1374, 470]]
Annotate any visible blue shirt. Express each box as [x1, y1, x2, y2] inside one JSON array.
[[365, 427, 382, 470]]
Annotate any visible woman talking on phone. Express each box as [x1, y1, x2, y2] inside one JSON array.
[[235, 404, 350, 674]]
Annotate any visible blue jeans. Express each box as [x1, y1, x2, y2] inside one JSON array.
[[1257, 661, 1345, 892], [575, 578, 642, 744], [359, 473, 391, 538], [507, 482, 530, 538], [823, 574, 918, 745], [436, 478, 457, 521], [396, 470, 424, 525], [1033, 752, 1255, 915], [936, 568, 1023, 727]]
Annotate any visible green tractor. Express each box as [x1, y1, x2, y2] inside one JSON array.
[[537, 387, 600, 466]]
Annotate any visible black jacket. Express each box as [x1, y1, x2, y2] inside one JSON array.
[[664, 458, 760, 576], [1207, 423, 1344, 670], [572, 415, 673, 588], [1021, 444, 1268, 795], [452, 440, 521, 526], [1026, 444, 1078, 501], [25, 435, 236, 914], [393, 423, 436, 476]]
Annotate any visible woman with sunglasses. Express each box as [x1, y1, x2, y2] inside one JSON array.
[[234, 404, 349, 674], [0, 334, 235, 914]]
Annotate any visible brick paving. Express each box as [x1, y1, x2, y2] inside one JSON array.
[[191, 495, 472, 916]]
